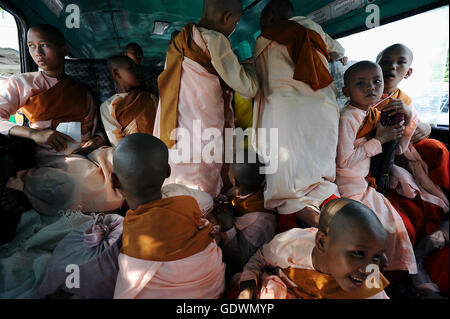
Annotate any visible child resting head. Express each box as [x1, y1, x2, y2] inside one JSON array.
[[198, 0, 243, 38], [376, 43, 413, 95], [27, 24, 69, 79], [112, 133, 170, 210], [229, 149, 264, 197], [107, 55, 141, 93], [124, 42, 144, 66], [312, 198, 388, 292]]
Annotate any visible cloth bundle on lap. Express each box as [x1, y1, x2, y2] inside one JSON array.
[[39, 213, 123, 298]]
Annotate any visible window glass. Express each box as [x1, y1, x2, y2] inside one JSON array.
[[337, 5, 449, 126]]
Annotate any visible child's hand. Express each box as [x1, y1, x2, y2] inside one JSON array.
[[75, 135, 104, 156], [340, 56, 348, 66], [238, 280, 256, 299], [212, 203, 235, 232], [381, 99, 413, 126], [375, 121, 405, 144], [411, 122, 431, 144], [30, 128, 75, 152]]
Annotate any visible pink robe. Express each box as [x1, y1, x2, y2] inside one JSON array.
[[336, 104, 417, 274], [153, 26, 259, 198], [240, 228, 389, 299], [252, 17, 343, 214], [0, 71, 123, 216]]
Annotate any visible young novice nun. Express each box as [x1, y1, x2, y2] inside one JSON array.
[[100, 55, 158, 147], [336, 61, 416, 275], [113, 134, 225, 299], [212, 150, 276, 274], [0, 24, 123, 217], [252, 0, 347, 231], [375, 44, 448, 242], [238, 198, 391, 299], [154, 0, 259, 198]]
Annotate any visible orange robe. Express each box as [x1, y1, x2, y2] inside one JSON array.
[[115, 196, 225, 299]]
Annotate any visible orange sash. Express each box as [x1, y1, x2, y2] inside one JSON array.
[[122, 196, 213, 261], [282, 268, 389, 299], [158, 23, 219, 149], [356, 106, 381, 140], [261, 20, 332, 91], [111, 89, 158, 137], [231, 189, 272, 216], [21, 76, 91, 130], [375, 88, 412, 111]]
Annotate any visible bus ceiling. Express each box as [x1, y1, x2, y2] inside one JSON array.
[[2, 0, 448, 61]]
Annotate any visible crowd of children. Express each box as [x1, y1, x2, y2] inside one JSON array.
[[0, 0, 448, 299]]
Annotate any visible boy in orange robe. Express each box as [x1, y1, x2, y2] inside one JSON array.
[[112, 134, 225, 299]]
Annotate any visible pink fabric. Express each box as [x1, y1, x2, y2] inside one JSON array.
[[114, 242, 226, 299], [251, 17, 341, 214], [390, 146, 449, 213], [234, 212, 277, 247], [336, 105, 417, 274], [1, 71, 123, 215], [153, 26, 227, 198]]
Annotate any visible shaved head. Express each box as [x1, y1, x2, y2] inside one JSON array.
[[203, 0, 243, 16], [319, 198, 387, 243], [28, 24, 66, 45], [260, 0, 294, 29], [376, 43, 413, 64], [231, 150, 264, 193], [113, 134, 169, 197], [107, 55, 135, 74], [344, 60, 381, 86]]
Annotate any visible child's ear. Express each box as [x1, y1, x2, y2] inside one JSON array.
[[315, 230, 327, 252], [112, 68, 121, 79], [404, 68, 413, 79], [223, 10, 233, 24], [166, 164, 171, 179], [342, 86, 350, 97], [111, 172, 121, 190]]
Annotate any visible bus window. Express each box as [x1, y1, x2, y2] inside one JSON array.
[[337, 5, 449, 126], [0, 7, 21, 124]]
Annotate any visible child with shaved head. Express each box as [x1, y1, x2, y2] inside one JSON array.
[[238, 198, 390, 299], [100, 55, 158, 147], [154, 0, 259, 198], [0, 24, 123, 221], [112, 133, 225, 299], [212, 149, 276, 275], [375, 44, 448, 244], [252, 0, 347, 232], [336, 61, 418, 280]]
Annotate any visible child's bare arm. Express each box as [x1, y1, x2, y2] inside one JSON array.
[[238, 248, 269, 299], [9, 126, 75, 152]]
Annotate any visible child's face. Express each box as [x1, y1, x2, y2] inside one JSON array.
[[322, 226, 386, 292], [343, 67, 384, 108], [115, 62, 141, 89], [27, 28, 67, 72], [377, 48, 412, 93], [125, 47, 144, 65]]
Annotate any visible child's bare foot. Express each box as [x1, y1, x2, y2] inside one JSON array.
[[295, 207, 319, 228]]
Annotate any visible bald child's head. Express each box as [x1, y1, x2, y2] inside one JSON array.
[[199, 0, 243, 37], [314, 198, 388, 292], [113, 134, 170, 206], [260, 0, 295, 30], [230, 150, 264, 195], [108, 55, 140, 92], [376, 43, 414, 94]]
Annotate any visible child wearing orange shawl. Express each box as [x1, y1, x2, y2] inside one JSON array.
[[212, 151, 276, 274], [238, 198, 390, 299], [100, 55, 158, 147], [112, 134, 225, 299]]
